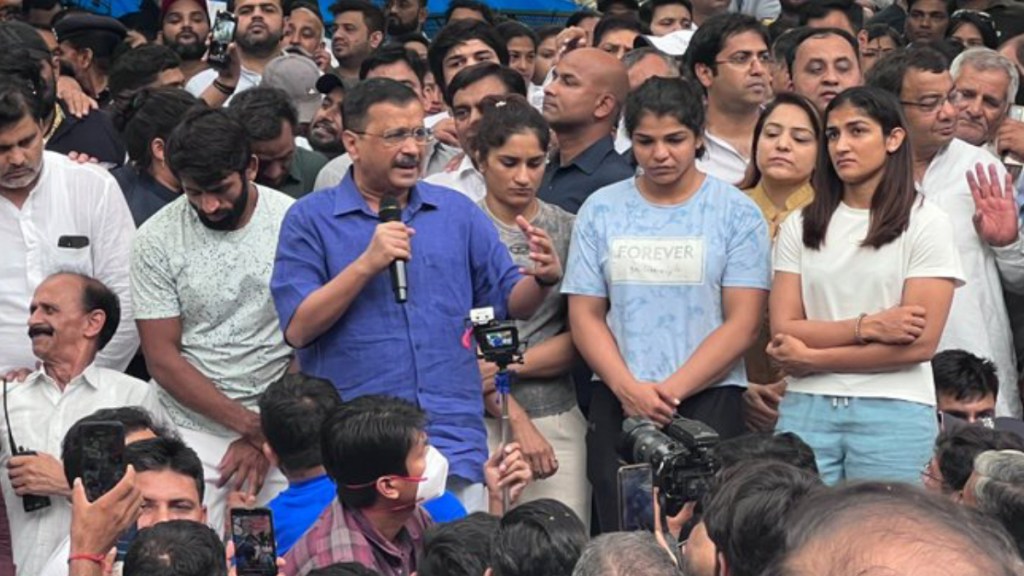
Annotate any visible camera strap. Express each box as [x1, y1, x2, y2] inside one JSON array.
[[3, 378, 18, 454]]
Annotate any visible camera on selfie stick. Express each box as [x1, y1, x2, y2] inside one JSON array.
[[468, 307, 525, 513]]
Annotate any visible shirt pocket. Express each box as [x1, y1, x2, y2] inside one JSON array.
[[47, 240, 94, 276]]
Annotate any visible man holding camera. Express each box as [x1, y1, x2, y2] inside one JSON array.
[[1, 273, 165, 575], [271, 78, 561, 512]]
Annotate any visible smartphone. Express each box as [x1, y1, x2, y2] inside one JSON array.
[[208, 11, 236, 69], [57, 235, 89, 249], [617, 463, 655, 532], [231, 508, 277, 576], [114, 523, 138, 564], [75, 422, 126, 502]]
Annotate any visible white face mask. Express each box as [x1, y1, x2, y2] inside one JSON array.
[[415, 445, 448, 503]]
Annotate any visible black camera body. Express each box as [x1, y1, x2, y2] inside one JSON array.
[[469, 307, 523, 367], [621, 416, 720, 515]]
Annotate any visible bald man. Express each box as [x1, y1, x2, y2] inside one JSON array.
[[538, 47, 634, 214]]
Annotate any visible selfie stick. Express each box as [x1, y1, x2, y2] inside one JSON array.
[[495, 368, 515, 514]]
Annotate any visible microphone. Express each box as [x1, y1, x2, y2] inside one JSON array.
[[378, 197, 408, 303]]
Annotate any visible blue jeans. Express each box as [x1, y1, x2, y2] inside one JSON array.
[[777, 392, 937, 485]]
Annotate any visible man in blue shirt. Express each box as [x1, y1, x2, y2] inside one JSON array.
[[270, 78, 562, 512]]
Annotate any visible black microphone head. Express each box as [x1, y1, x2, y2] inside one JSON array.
[[379, 196, 402, 223]]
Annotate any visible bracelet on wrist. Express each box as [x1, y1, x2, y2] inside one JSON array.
[[212, 79, 236, 95], [854, 313, 868, 344], [534, 274, 560, 288], [68, 553, 106, 566]]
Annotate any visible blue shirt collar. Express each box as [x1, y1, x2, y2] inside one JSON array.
[[332, 169, 442, 218], [560, 136, 616, 176]]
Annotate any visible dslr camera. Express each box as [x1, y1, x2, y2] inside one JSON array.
[[620, 416, 721, 516]]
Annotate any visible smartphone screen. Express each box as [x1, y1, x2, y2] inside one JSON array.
[[231, 508, 277, 576], [617, 463, 655, 532], [208, 12, 236, 67], [77, 422, 126, 502]]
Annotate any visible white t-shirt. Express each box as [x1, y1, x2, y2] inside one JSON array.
[[185, 66, 261, 106], [0, 365, 167, 576], [774, 199, 964, 406], [130, 186, 294, 435], [423, 154, 486, 202], [0, 152, 138, 373], [696, 130, 748, 186]]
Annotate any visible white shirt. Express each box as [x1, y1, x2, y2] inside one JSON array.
[[775, 200, 964, 405], [696, 130, 749, 185], [315, 141, 460, 191], [130, 186, 294, 435], [185, 66, 261, 106], [919, 139, 1024, 417], [0, 152, 138, 374], [729, 0, 780, 18], [423, 154, 486, 202], [314, 153, 353, 191], [0, 365, 167, 576]]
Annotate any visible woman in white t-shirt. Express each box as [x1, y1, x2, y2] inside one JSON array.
[[767, 86, 964, 485]]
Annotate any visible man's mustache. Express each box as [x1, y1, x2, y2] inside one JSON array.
[[28, 325, 53, 338]]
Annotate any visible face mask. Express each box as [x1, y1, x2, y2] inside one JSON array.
[[412, 445, 448, 503]]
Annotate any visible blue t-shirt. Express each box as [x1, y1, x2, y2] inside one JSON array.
[[266, 474, 338, 555], [561, 175, 770, 385]]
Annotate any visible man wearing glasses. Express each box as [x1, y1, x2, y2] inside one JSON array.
[[270, 78, 562, 513], [868, 44, 1024, 419], [687, 12, 773, 185]]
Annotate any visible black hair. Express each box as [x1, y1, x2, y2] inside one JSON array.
[[328, 0, 385, 34], [738, 92, 822, 190], [0, 49, 48, 125], [359, 44, 427, 84], [798, 0, 863, 32], [418, 512, 499, 576], [624, 76, 706, 157], [259, 372, 342, 474], [308, 563, 382, 576], [443, 0, 494, 25], [427, 19, 508, 92], [108, 44, 181, 110], [536, 24, 561, 45], [785, 26, 860, 77], [932, 349, 1000, 403], [74, 273, 120, 351], [592, 14, 647, 50], [391, 31, 430, 51], [565, 9, 599, 28], [472, 93, 550, 161], [763, 482, 1024, 576], [125, 436, 206, 501], [323, 394, 428, 509], [934, 426, 1024, 492], [496, 20, 537, 48], [685, 12, 769, 79], [165, 107, 252, 187], [864, 22, 906, 46], [60, 406, 166, 487], [947, 9, 998, 50], [342, 77, 420, 133], [118, 87, 201, 170], [228, 86, 298, 142], [771, 26, 802, 70], [866, 42, 949, 98], [124, 520, 226, 576], [639, 0, 693, 26], [704, 461, 824, 576], [443, 62, 527, 109], [804, 86, 916, 250], [716, 431, 820, 475], [907, 0, 956, 14], [489, 499, 588, 576], [61, 29, 126, 75]]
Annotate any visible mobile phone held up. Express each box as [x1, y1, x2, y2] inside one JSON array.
[[208, 11, 237, 69], [617, 463, 655, 532], [68, 421, 126, 502], [231, 508, 278, 576]]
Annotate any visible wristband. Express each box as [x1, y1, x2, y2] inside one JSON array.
[[68, 553, 105, 565], [212, 79, 236, 95], [854, 313, 868, 344], [534, 274, 560, 288]]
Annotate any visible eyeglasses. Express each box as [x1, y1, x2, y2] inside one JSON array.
[[900, 90, 964, 113], [349, 127, 434, 147], [715, 50, 774, 68]]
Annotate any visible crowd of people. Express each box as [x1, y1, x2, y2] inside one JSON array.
[[1, 0, 1024, 573]]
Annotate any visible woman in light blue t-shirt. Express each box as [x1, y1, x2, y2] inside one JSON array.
[[561, 77, 771, 532]]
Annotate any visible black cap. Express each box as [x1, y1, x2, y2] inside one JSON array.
[[0, 21, 52, 62], [316, 72, 345, 95], [287, 0, 324, 23], [54, 13, 127, 56], [598, 0, 639, 12]]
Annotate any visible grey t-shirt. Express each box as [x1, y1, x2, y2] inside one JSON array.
[[478, 199, 576, 418]]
